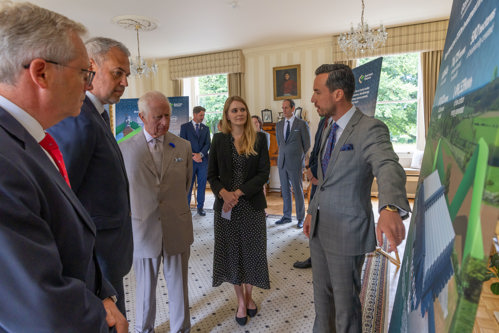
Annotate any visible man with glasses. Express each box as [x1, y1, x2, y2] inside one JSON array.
[[0, 1, 126, 331], [48, 37, 133, 316]]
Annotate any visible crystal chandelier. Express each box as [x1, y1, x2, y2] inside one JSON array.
[[113, 15, 159, 77], [338, 0, 387, 56]]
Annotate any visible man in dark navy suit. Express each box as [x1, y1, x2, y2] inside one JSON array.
[[0, 2, 126, 331], [180, 106, 211, 216], [48, 37, 133, 316], [293, 112, 331, 269]]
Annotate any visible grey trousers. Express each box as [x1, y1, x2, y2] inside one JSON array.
[[134, 248, 191, 333], [310, 217, 365, 333], [278, 166, 305, 220]]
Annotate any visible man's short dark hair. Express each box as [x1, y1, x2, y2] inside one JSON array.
[[315, 64, 355, 101], [283, 98, 295, 109], [193, 106, 206, 114]]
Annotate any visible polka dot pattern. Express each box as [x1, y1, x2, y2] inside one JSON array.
[[212, 143, 270, 289]]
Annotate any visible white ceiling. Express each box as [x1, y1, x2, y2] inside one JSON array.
[[26, 0, 453, 59]]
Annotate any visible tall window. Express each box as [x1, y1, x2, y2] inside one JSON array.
[[183, 74, 228, 134], [358, 53, 420, 153]]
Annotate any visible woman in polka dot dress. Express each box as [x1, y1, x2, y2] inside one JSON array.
[[208, 96, 271, 326]]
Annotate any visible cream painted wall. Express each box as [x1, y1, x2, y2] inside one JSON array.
[[122, 37, 336, 190], [122, 58, 174, 100], [124, 36, 335, 139], [243, 36, 333, 138], [243, 36, 334, 190]]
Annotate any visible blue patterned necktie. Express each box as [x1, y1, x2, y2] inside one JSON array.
[[195, 123, 200, 136], [321, 122, 339, 175], [285, 120, 290, 142]]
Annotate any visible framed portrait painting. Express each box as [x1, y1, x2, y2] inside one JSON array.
[[273, 64, 301, 101]]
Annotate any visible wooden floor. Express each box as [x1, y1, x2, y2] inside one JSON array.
[[195, 189, 499, 331]]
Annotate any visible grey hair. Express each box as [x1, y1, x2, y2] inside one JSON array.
[[85, 37, 130, 65], [0, 1, 87, 85], [138, 91, 170, 116]]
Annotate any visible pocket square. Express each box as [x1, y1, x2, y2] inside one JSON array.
[[340, 144, 354, 151], [174, 157, 184, 162]]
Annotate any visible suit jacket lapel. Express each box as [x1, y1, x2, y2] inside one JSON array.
[[324, 109, 363, 179], [85, 98, 128, 176], [287, 119, 299, 142], [133, 133, 158, 181], [159, 133, 175, 181], [0, 108, 97, 234], [222, 134, 233, 175], [277, 121, 284, 144]]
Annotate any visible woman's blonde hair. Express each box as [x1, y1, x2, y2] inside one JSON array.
[[221, 96, 257, 156]]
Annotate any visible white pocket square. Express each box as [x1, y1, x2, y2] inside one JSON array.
[[174, 157, 184, 162]]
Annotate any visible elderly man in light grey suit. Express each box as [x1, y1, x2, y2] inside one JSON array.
[[275, 98, 311, 228], [120, 91, 193, 333], [303, 64, 411, 333]]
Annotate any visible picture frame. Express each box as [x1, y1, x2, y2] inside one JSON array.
[[273, 64, 301, 101], [261, 109, 273, 123], [294, 107, 303, 119]]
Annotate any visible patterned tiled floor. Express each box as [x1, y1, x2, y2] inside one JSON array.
[[123, 212, 316, 332]]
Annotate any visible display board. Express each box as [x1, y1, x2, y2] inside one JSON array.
[[352, 57, 383, 117], [389, 0, 499, 332], [114, 96, 189, 142]]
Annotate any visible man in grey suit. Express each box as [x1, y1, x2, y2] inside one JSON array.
[[303, 64, 410, 332], [120, 91, 193, 333], [275, 98, 311, 228], [48, 37, 133, 316]]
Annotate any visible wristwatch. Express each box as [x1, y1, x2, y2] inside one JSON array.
[[383, 205, 398, 212]]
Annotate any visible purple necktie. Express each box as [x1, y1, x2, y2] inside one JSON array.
[[195, 123, 200, 136], [321, 122, 339, 175]]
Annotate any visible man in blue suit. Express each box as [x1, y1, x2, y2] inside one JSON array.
[[48, 37, 133, 316], [180, 106, 211, 216], [0, 2, 126, 331]]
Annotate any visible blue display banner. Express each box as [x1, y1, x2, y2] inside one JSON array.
[[352, 57, 383, 117]]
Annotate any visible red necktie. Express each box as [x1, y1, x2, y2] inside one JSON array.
[[39, 133, 71, 187]]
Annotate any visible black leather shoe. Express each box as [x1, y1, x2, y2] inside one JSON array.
[[197, 208, 206, 216], [293, 257, 312, 269], [275, 217, 292, 225], [296, 220, 304, 228], [235, 311, 247, 326], [247, 306, 258, 318]]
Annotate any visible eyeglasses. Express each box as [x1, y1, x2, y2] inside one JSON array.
[[23, 59, 95, 88]]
